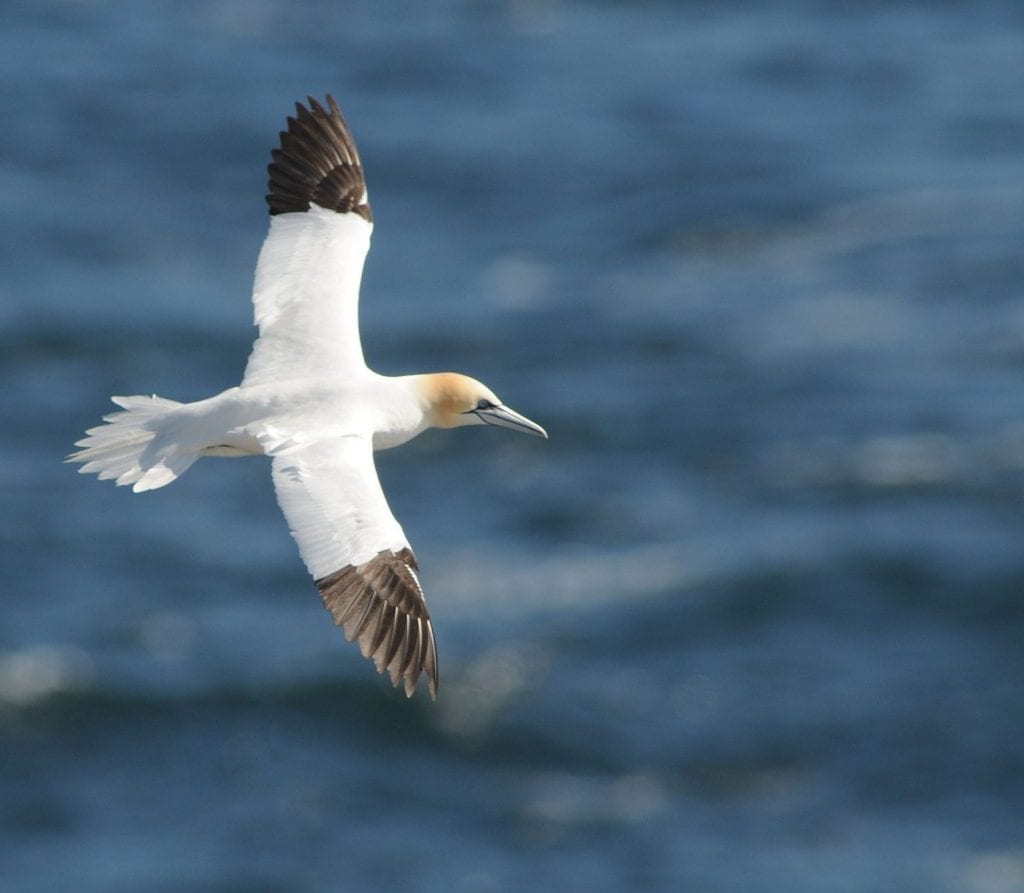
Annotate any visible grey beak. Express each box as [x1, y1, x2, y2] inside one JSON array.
[[474, 404, 548, 439]]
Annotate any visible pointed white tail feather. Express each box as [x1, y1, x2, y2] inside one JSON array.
[[67, 395, 197, 492]]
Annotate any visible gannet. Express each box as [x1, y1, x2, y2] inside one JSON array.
[[68, 95, 547, 699]]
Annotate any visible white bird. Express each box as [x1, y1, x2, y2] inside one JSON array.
[[68, 95, 547, 699]]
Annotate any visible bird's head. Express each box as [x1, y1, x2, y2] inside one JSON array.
[[422, 372, 547, 438]]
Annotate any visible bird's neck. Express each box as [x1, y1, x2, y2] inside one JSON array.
[[369, 374, 441, 450]]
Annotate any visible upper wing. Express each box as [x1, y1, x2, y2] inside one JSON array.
[[243, 96, 374, 387], [271, 437, 439, 698]]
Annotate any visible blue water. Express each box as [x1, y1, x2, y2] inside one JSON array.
[[3, 2, 1024, 890]]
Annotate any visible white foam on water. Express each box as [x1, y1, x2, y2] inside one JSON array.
[[0, 644, 93, 706]]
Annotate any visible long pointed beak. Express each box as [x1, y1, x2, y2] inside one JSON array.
[[475, 404, 548, 438]]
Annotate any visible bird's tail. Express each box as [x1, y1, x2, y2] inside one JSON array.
[[68, 395, 198, 492]]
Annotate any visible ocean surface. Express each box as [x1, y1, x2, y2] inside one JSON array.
[[3, 2, 1024, 891]]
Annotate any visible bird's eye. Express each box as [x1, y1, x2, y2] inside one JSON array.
[[476, 399, 494, 410]]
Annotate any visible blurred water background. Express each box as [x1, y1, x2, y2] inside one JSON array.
[[3, 1, 1024, 891]]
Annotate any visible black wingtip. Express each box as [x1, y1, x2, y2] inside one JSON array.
[[316, 548, 437, 700], [266, 95, 373, 221]]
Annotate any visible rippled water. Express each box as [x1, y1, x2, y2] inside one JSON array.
[[3, 2, 1024, 891]]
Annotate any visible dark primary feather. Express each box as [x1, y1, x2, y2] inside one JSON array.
[[316, 548, 439, 698], [266, 95, 373, 221]]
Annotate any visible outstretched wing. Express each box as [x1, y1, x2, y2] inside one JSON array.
[[243, 96, 374, 387], [271, 437, 439, 698]]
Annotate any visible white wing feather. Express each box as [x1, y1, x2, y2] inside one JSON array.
[[242, 205, 372, 387], [271, 436, 407, 581]]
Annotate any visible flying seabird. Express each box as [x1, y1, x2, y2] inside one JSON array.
[[68, 95, 547, 699]]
